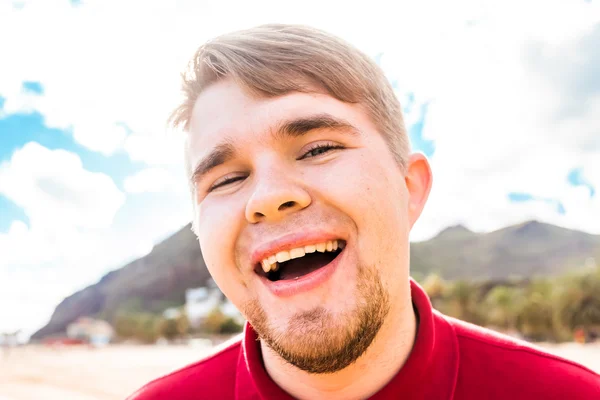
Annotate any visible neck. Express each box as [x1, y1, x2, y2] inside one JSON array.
[[261, 294, 417, 400]]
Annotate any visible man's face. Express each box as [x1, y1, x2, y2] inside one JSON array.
[[187, 80, 428, 373]]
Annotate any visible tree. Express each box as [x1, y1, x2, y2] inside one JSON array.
[[554, 268, 600, 339], [484, 286, 521, 330], [155, 317, 179, 341], [219, 317, 243, 334], [422, 273, 446, 299], [201, 307, 243, 334], [137, 313, 160, 343], [155, 310, 190, 341], [516, 292, 555, 341], [176, 312, 190, 336], [112, 312, 160, 343], [445, 280, 487, 326], [201, 308, 228, 334], [113, 312, 138, 339]]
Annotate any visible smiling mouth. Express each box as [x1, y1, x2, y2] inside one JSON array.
[[255, 240, 346, 282]]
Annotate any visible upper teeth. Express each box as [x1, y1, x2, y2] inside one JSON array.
[[260, 240, 344, 273]]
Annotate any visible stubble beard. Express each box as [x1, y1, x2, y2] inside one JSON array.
[[243, 265, 390, 374]]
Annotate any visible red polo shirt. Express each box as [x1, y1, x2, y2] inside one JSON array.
[[127, 280, 600, 399]]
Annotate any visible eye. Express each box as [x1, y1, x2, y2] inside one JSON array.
[[208, 175, 246, 192], [299, 143, 345, 160]]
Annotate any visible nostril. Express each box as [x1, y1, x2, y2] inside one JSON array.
[[278, 201, 296, 211]]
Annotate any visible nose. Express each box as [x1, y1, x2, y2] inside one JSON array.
[[245, 171, 311, 224]]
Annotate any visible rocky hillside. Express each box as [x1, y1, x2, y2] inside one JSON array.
[[411, 220, 599, 279], [32, 225, 210, 339], [32, 220, 600, 339]]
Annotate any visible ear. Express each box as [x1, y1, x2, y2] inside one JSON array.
[[405, 153, 433, 230]]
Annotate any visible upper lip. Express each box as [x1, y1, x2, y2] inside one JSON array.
[[250, 231, 346, 268]]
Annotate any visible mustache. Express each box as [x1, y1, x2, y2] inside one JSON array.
[[253, 211, 343, 238]]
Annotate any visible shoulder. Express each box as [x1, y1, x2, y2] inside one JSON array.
[[126, 335, 243, 400], [444, 315, 600, 398]]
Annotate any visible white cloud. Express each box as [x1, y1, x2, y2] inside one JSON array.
[[0, 268, 71, 336], [0, 221, 56, 266], [0, 142, 125, 335], [0, 143, 194, 336], [0, 142, 125, 229], [0, 81, 43, 115], [0, 0, 187, 159], [0, 221, 158, 336], [0, 193, 191, 337], [394, 1, 600, 240], [124, 132, 185, 166], [72, 122, 128, 156], [124, 167, 172, 193], [582, 155, 600, 190]]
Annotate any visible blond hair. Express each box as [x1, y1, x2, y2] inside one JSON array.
[[171, 24, 410, 169]]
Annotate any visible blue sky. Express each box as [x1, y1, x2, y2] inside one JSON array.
[[1, 0, 599, 337], [0, 108, 143, 230]]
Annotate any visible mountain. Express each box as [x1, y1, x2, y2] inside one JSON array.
[[32, 220, 600, 339], [31, 225, 211, 340], [410, 220, 600, 279]]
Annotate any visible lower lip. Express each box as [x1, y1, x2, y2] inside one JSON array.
[[260, 248, 345, 297]]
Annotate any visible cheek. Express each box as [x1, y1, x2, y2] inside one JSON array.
[[310, 151, 409, 268], [196, 198, 248, 300], [314, 152, 406, 234]]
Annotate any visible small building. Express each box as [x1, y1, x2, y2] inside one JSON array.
[[585, 257, 597, 270], [66, 317, 114, 346], [185, 285, 224, 327], [0, 331, 20, 348], [163, 308, 182, 320]]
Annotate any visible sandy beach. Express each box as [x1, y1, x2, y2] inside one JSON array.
[[1, 342, 599, 400]]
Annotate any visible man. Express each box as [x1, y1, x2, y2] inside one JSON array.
[[128, 24, 599, 399]]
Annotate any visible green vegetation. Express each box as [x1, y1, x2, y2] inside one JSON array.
[[111, 261, 600, 344], [113, 309, 191, 343], [421, 262, 600, 342], [200, 308, 244, 335], [112, 306, 242, 343]]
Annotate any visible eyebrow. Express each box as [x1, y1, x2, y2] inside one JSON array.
[[190, 113, 359, 186], [274, 113, 359, 139]]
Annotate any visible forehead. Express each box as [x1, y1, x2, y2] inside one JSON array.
[[187, 80, 371, 156]]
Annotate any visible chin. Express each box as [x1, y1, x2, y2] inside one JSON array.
[[244, 264, 391, 374]]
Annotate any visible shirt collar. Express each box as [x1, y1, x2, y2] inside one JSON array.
[[236, 279, 458, 399]]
